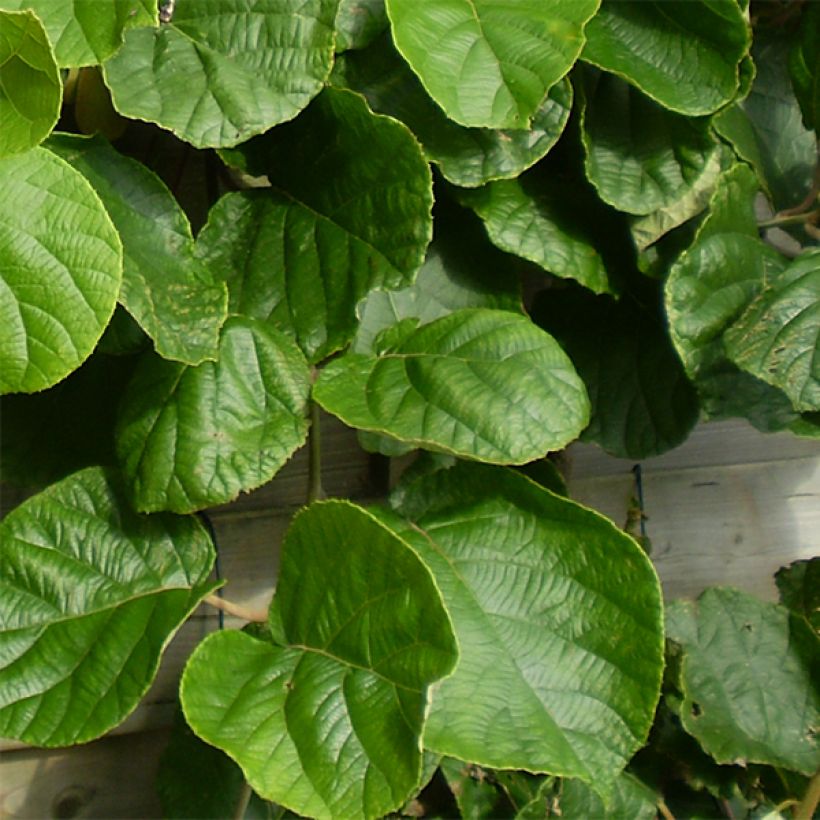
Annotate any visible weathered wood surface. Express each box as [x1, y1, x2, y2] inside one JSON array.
[[1, 417, 817, 817]]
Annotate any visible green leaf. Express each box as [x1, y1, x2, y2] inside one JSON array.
[[557, 773, 657, 820], [102, 0, 337, 148], [582, 0, 750, 116], [532, 288, 699, 460], [776, 558, 820, 636], [580, 70, 719, 216], [385, 0, 599, 130], [331, 33, 573, 187], [789, 3, 820, 133], [0, 147, 122, 395], [0, 0, 156, 67], [439, 758, 511, 819], [48, 133, 227, 365], [724, 250, 820, 413], [115, 317, 311, 514], [666, 588, 820, 774], [386, 463, 664, 789], [181, 500, 458, 820], [0, 466, 216, 746], [695, 162, 761, 242], [314, 309, 590, 464], [334, 0, 387, 51], [0, 10, 61, 156]]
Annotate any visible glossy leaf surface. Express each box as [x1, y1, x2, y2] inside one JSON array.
[[49, 134, 227, 365], [695, 162, 760, 242], [385, 0, 598, 130], [314, 309, 590, 464], [181, 501, 458, 820], [0, 148, 122, 394], [0, 10, 60, 156], [667, 588, 819, 774], [582, 0, 749, 115], [0, 467, 216, 746], [116, 317, 310, 513], [387, 463, 664, 788], [103, 0, 337, 148]]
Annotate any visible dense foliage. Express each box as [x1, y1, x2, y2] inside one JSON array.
[[0, 1, 817, 818]]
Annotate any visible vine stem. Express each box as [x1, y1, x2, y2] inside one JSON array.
[[657, 798, 676, 820], [203, 594, 267, 623], [231, 780, 252, 820], [307, 393, 325, 504], [758, 208, 820, 229], [795, 768, 820, 820]]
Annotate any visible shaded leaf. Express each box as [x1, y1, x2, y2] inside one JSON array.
[[102, 0, 337, 148], [557, 773, 657, 819], [724, 250, 820, 413], [385, 462, 664, 790], [0, 466, 216, 746], [115, 317, 311, 514], [181, 501, 458, 820], [334, 0, 387, 51], [332, 33, 573, 187], [313, 309, 590, 464], [776, 558, 820, 635], [49, 133, 227, 365], [439, 758, 511, 819], [582, 0, 750, 116], [666, 588, 819, 774], [532, 287, 699, 459], [789, 3, 820, 132], [0, 9, 61, 156], [385, 0, 598, 130], [0, 148, 122, 394]]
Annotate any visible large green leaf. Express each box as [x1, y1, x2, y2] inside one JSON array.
[[334, 0, 387, 51], [0, 466, 216, 746], [789, 3, 820, 133], [385, 463, 664, 790], [385, 0, 598, 130], [102, 0, 337, 148], [666, 588, 819, 774], [181, 501, 458, 820], [115, 317, 311, 514], [0, 148, 122, 395], [532, 288, 699, 459], [0, 0, 156, 67], [557, 773, 657, 819], [581, 70, 719, 216], [0, 9, 61, 156], [331, 33, 573, 187], [314, 308, 590, 464], [48, 133, 227, 365], [724, 250, 820, 413], [582, 0, 750, 116]]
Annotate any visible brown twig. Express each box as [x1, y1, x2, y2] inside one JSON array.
[[203, 594, 267, 623]]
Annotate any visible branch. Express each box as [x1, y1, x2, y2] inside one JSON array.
[[203, 594, 267, 623], [795, 768, 820, 820], [657, 798, 676, 820], [307, 393, 325, 504]]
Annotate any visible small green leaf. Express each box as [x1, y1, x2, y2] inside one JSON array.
[[386, 462, 664, 790], [724, 250, 820, 413], [557, 773, 657, 820], [332, 33, 573, 187], [789, 3, 820, 132], [48, 133, 227, 365], [0, 0, 156, 67], [666, 588, 820, 774], [0, 9, 61, 156], [181, 501, 458, 820], [776, 558, 820, 635], [385, 0, 599, 129], [582, 0, 750, 116], [0, 148, 122, 394], [581, 70, 719, 216], [0, 466, 216, 746], [102, 0, 337, 148], [335, 0, 387, 51], [439, 758, 511, 819], [314, 309, 590, 464], [532, 288, 699, 460], [115, 317, 311, 514], [695, 162, 761, 242]]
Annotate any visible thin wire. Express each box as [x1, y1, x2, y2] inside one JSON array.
[[197, 511, 224, 630]]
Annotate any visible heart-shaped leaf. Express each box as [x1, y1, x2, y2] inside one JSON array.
[[582, 0, 750, 116], [314, 308, 590, 464], [0, 466, 216, 746], [49, 133, 227, 365], [331, 33, 573, 187], [181, 500, 458, 820], [334, 0, 387, 51], [667, 588, 820, 774], [789, 3, 820, 133], [0, 0, 156, 67], [724, 250, 820, 413], [115, 317, 311, 513], [0, 148, 122, 394], [102, 0, 337, 148], [385, 462, 664, 790], [0, 9, 61, 156], [385, 0, 599, 130]]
